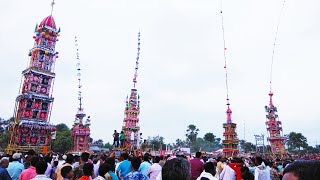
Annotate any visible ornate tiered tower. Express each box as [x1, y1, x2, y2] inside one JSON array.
[[71, 37, 91, 153], [122, 32, 141, 150], [6, 14, 60, 155], [222, 100, 239, 157], [219, 4, 239, 157], [265, 92, 286, 155]]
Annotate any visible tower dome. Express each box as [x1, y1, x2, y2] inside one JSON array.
[[39, 15, 56, 30]]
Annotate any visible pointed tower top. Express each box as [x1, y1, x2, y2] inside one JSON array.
[[133, 31, 141, 88], [39, 15, 56, 30], [269, 91, 274, 107], [226, 98, 232, 123]]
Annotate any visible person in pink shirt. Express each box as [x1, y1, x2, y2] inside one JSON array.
[[148, 156, 162, 180], [190, 152, 204, 180], [19, 156, 39, 180]]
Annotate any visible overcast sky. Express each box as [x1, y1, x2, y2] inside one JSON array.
[[0, 0, 319, 146]]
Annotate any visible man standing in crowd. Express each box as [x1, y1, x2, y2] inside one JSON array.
[[119, 131, 125, 148], [78, 163, 94, 180], [197, 162, 217, 180], [56, 154, 74, 180], [19, 156, 39, 180], [31, 160, 51, 180], [190, 152, 204, 180], [116, 153, 131, 179], [73, 152, 90, 180], [138, 154, 151, 176], [113, 130, 120, 148], [7, 153, 24, 180], [148, 156, 162, 180], [0, 157, 11, 180], [123, 157, 148, 180]]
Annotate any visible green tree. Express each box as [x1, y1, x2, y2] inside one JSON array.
[[93, 139, 104, 147], [55, 123, 69, 132], [186, 124, 199, 145], [239, 140, 256, 153], [103, 142, 113, 150], [175, 138, 187, 147], [148, 136, 166, 150], [53, 123, 72, 153], [204, 133, 215, 143], [286, 132, 308, 151], [0, 117, 12, 150]]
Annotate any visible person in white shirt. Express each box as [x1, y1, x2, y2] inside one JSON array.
[[198, 162, 218, 180], [43, 156, 52, 178], [254, 157, 270, 180], [31, 160, 52, 180]]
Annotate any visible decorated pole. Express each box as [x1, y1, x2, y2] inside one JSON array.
[[5, 13, 60, 155], [70, 36, 91, 153], [121, 32, 142, 150], [265, 0, 287, 156], [220, 2, 239, 157]]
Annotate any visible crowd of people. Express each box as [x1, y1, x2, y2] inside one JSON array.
[[0, 149, 320, 180]]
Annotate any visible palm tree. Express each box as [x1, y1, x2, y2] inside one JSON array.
[[186, 124, 199, 147]]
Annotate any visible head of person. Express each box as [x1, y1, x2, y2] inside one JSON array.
[[162, 157, 191, 180], [0, 157, 10, 168], [121, 131, 124, 134], [283, 160, 320, 180], [30, 156, 40, 167], [98, 163, 110, 177], [154, 156, 160, 163], [83, 163, 94, 177], [131, 157, 141, 171], [43, 155, 52, 164], [80, 152, 90, 163], [114, 130, 117, 133], [105, 158, 116, 172], [204, 162, 216, 177], [12, 153, 21, 161], [143, 154, 149, 162], [255, 156, 263, 166], [195, 152, 201, 158], [121, 152, 129, 160], [35, 160, 48, 175], [61, 166, 73, 179], [66, 154, 74, 164]]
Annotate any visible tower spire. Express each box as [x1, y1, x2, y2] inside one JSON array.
[[75, 36, 83, 111], [50, 0, 55, 16], [133, 31, 141, 88]]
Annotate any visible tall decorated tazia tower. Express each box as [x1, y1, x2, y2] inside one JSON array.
[[71, 36, 91, 153], [265, 92, 286, 155], [222, 100, 239, 157], [219, 3, 239, 157], [122, 32, 142, 150], [6, 11, 60, 154]]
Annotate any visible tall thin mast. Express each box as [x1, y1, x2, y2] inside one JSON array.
[[75, 36, 83, 111], [133, 32, 141, 88]]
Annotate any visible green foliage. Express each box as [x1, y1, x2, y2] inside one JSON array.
[[286, 132, 308, 151], [239, 140, 256, 153], [103, 142, 113, 150], [55, 123, 69, 132], [204, 133, 215, 142], [186, 124, 199, 144], [0, 117, 12, 150], [92, 139, 104, 147], [53, 123, 72, 153], [148, 136, 166, 150]]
